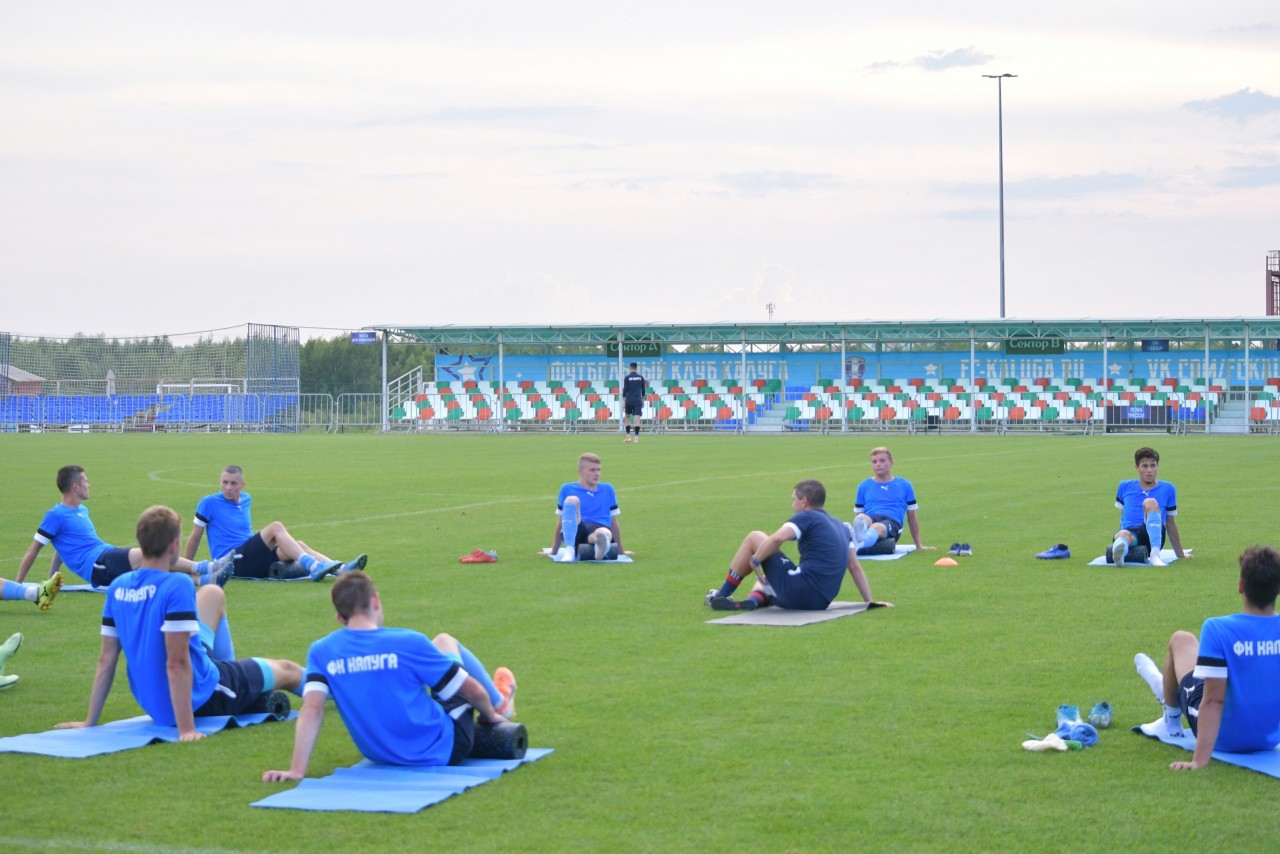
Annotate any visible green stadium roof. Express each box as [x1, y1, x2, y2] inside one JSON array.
[[370, 318, 1280, 347]]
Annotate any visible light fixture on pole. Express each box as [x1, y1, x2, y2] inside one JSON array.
[[982, 73, 1016, 318]]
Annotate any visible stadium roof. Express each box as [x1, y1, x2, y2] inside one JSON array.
[[370, 318, 1280, 347]]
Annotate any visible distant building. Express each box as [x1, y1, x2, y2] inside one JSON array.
[[0, 364, 45, 395]]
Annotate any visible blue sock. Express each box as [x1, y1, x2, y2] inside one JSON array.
[[1144, 511, 1163, 556], [456, 641, 502, 707], [298, 554, 317, 572], [194, 560, 212, 585], [717, 570, 745, 599], [212, 616, 235, 660], [862, 529, 879, 549], [561, 503, 579, 551], [2, 580, 31, 602]]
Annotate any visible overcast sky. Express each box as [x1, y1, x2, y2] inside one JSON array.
[[2, 1, 1278, 338]]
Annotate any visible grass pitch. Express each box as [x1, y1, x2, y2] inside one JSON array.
[[2, 432, 1280, 853]]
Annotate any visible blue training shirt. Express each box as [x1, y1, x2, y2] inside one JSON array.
[[303, 626, 468, 766], [35, 503, 113, 582], [1114, 479, 1177, 530], [854, 477, 918, 525], [193, 491, 256, 559], [102, 569, 220, 726], [1193, 612, 1280, 753], [556, 481, 620, 527]]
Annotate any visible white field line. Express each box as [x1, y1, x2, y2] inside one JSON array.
[[0, 836, 258, 854]]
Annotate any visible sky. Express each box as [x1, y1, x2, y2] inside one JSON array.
[[2, 1, 1278, 339]]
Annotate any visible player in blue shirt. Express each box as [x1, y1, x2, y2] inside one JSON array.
[[1132, 545, 1280, 770], [182, 465, 367, 582], [852, 447, 932, 553], [15, 466, 234, 587], [704, 479, 891, 611], [57, 505, 302, 740], [622, 362, 647, 443], [551, 453, 623, 560], [262, 573, 516, 780], [1107, 447, 1188, 566]]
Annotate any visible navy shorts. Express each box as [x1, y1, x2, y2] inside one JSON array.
[[867, 514, 903, 541], [760, 553, 832, 611], [438, 693, 477, 765], [571, 522, 610, 548], [194, 658, 270, 717], [1121, 525, 1163, 550], [91, 548, 133, 588], [1177, 672, 1204, 736], [231, 532, 278, 579], [624, 401, 644, 417]]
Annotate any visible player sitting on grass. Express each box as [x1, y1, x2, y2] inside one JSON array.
[[183, 464, 366, 582], [262, 572, 516, 780], [16, 465, 235, 588], [58, 505, 302, 740], [704, 479, 891, 612], [550, 452, 623, 560], [1107, 446, 1188, 566], [1133, 545, 1280, 770], [1, 573, 62, 613], [851, 447, 932, 554]]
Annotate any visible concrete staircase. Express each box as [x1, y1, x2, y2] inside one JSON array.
[[1207, 394, 1250, 434]]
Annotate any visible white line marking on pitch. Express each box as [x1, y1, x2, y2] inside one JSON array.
[[0, 837, 251, 854]]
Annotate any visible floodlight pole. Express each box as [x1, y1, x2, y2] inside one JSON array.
[[982, 73, 1016, 319]]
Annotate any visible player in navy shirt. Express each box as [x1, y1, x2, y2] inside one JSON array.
[[704, 479, 891, 611], [16, 466, 234, 587], [1133, 545, 1280, 770], [852, 447, 932, 553], [551, 453, 623, 560], [58, 506, 302, 740], [183, 465, 367, 581], [1107, 447, 1188, 566], [622, 362, 647, 442], [262, 573, 515, 780]]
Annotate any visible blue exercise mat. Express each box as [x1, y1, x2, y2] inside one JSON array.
[[1133, 719, 1280, 777], [1087, 548, 1186, 567], [0, 711, 296, 759], [857, 544, 916, 561], [60, 584, 107, 593], [541, 548, 634, 564], [252, 748, 555, 812]]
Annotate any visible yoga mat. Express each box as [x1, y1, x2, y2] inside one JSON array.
[[858, 545, 917, 561], [540, 548, 634, 564], [60, 584, 107, 594], [0, 711, 296, 759], [234, 574, 312, 582], [251, 748, 555, 812], [1088, 548, 1186, 567], [1133, 719, 1280, 778], [707, 601, 886, 626]]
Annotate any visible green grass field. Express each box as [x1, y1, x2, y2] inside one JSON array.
[[3, 432, 1280, 853]]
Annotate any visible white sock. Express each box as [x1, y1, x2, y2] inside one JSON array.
[[594, 530, 612, 560], [1163, 704, 1184, 734], [1134, 653, 1164, 703]]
